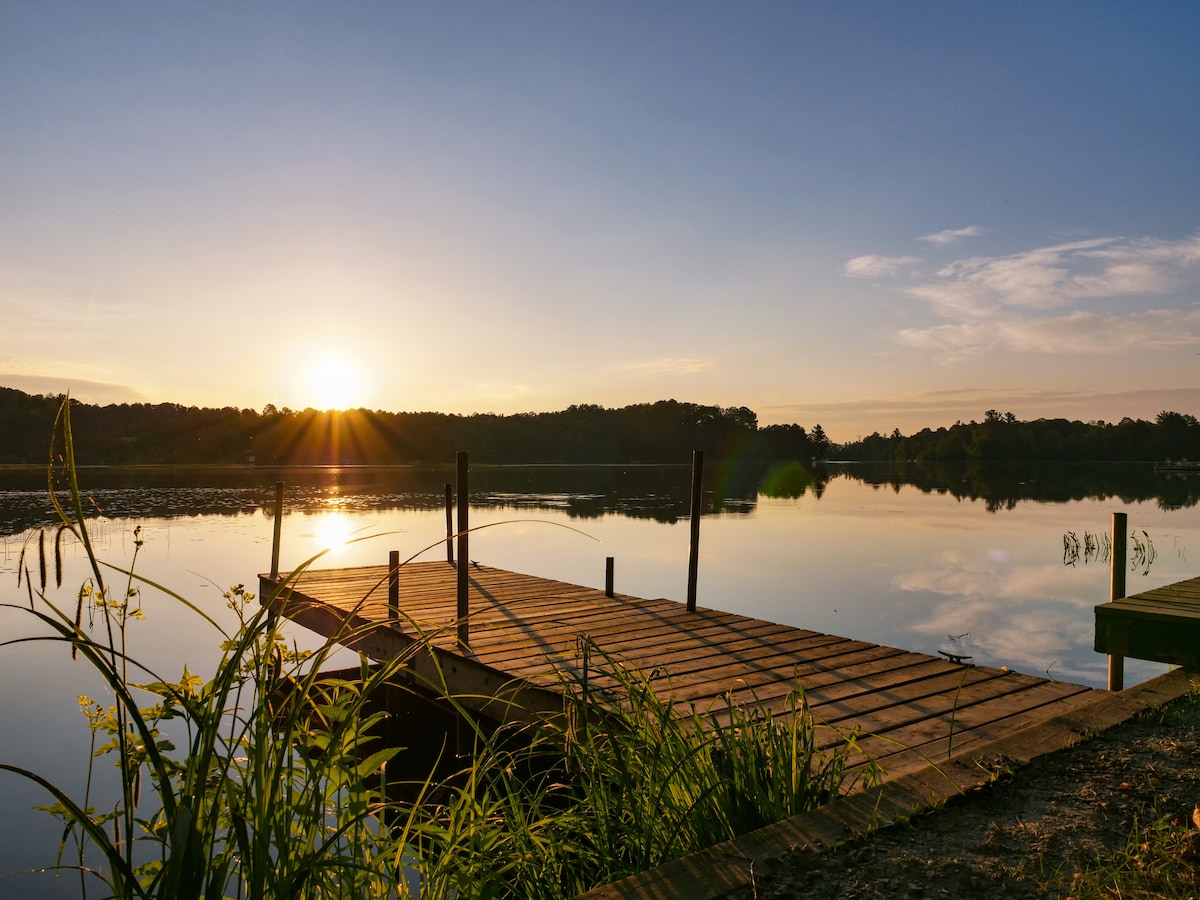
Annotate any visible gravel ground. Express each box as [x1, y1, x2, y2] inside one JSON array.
[[722, 690, 1200, 899]]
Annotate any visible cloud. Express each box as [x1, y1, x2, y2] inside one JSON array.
[[625, 358, 713, 375], [908, 234, 1200, 317], [0, 373, 146, 405], [843, 254, 921, 278], [895, 305, 1200, 362], [891, 233, 1200, 360], [918, 225, 984, 245]]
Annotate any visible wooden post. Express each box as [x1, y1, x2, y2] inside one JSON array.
[[605, 556, 614, 598], [269, 480, 284, 580], [456, 452, 470, 649], [1108, 511, 1128, 691], [445, 482, 454, 565], [687, 450, 703, 612], [388, 549, 400, 625]]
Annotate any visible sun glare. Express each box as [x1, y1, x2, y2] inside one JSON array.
[[314, 511, 354, 554], [308, 357, 362, 411]]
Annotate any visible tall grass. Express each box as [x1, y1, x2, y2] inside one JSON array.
[[2, 401, 873, 898]]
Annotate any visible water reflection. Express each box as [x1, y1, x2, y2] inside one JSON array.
[[5, 459, 1197, 542], [830, 460, 1200, 512], [0, 463, 773, 537]]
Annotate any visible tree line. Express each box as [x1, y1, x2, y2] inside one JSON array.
[[838, 409, 1200, 463], [0, 389, 825, 466], [6, 388, 1193, 467]]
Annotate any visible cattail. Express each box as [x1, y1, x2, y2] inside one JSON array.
[[37, 529, 46, 592], [72, 583, 85, 661], [55, 525, 67, 588]]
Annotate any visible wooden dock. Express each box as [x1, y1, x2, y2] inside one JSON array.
[[261, 560, 1102, 785], [1096, 573, 1200, 669]]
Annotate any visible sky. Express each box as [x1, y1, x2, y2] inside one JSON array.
[[2, 2, 1199, 442]]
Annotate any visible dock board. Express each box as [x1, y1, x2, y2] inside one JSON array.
[[261, 561, 1100, 784], [1096, 574, 1200, 667]]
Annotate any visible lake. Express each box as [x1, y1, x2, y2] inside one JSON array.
[[1, 460, 1197, 892]]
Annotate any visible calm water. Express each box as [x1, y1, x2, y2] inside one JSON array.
[[2, 461, 1198, 891]]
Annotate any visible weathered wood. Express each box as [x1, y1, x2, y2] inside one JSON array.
[[269, 480, 284, 580], [686, 450, 703, 612], [387, 550, 399, 624], [1108, 511, 1128, 690], [575, 667, 1197, 900], [444, 482, 453, 564], [1096, 572, 1200, 669], [456, 451, 469, 649], [262, 560, 1104, 797]]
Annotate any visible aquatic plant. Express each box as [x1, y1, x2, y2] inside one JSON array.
[[1062, 527, 1156, 577], [1063, 529, 1113, 567], [1129, 529, 1158, 576]]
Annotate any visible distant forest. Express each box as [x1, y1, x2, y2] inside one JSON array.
[[0, 388, 1194, 466], [838, 409, 1199, 463], [0, 388, 823, 466]]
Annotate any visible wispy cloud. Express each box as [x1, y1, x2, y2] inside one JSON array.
[[895, 306, 1200, 362], [626, 358, 713, 375], [911, 235, 1200, 314], [0, 373, 146, 404], [918, 225, 984, 245], [894, 233, 1200, 359], [842, 254, 921, 278]]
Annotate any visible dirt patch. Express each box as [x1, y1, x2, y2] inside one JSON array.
[[723, 690, 1200, 899]]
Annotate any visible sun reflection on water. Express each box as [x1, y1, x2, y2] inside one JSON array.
[[314, 510, 354, 555]]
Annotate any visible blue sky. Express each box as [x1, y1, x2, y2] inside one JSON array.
[[2, 2, 1198, 440]]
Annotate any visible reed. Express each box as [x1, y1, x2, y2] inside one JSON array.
[[2, 400, 871, 898], [1062, 526, 1157, 576]]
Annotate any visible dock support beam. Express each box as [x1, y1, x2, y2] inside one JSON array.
[[1108, 511, 1128, 691], [269, 480, 284, 581], [456, 452, 470, 649], [687, 450, 703, 612]]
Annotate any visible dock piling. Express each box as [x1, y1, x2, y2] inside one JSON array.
[[445, 483, 454, 564], [1108, 511, 1128, 691], [605, 556, 614, 597], [456, 452, 470, 649], [687, 450, 703, 612], [269, 480, 284, 580], [388, 550, 400, 625]]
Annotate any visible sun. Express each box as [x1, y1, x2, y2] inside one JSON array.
[[307, 356, 362, 411]]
